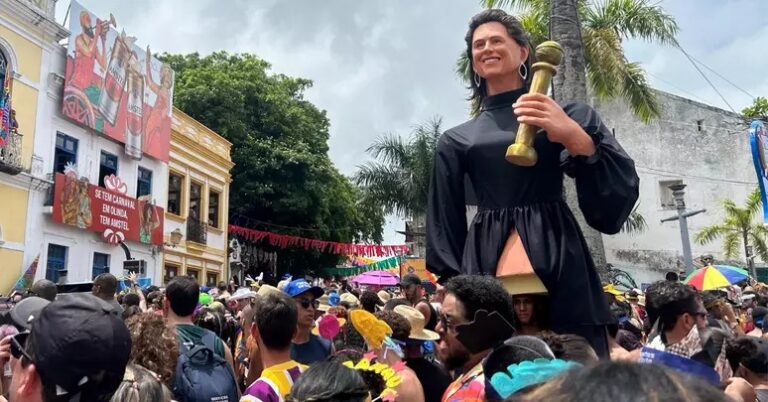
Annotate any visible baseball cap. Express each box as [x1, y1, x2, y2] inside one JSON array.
[[9, 296, 50, 331], [400, 274, 421, 287], [284, 279, 323, 299], [742, 338, 768, 374], [27, 293, 131, 401]]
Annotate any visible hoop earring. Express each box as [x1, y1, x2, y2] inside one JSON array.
[[519, 63, 528, 81], [474, 72, 482, 87]]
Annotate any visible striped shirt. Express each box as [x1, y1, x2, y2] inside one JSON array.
[[243, 360, 306, 402]]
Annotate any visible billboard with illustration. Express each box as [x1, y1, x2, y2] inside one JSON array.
[[52, 171, 164, 246], [61, 1, 173, 162]]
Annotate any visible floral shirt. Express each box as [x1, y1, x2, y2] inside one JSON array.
[[441, 362, 485, 402]]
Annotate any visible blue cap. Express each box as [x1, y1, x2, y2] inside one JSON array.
[[328, 291, 340, 306], [284, 279, 323, 298]]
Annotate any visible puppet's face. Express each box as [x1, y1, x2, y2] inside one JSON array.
[[513, 295, 534, 325], [471, 22, 528, 84]]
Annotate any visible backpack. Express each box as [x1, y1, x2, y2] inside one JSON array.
[[173, 330, 239, 402]]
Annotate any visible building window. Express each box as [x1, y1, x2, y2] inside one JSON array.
[[46, 244, 68, 283], [189, 182, 202, 221], [187, 268, 200, 283], [163, 264, 178, 284], [98, 151, 118, 187], [206, 272, 219, 287], [92, 252, 110, 279], [208, 190, 220, 228], [659, 179, 683, 209], [137, 167, 152, 198], [696, 119, 704, 132], [168, 173, 183, 215], [53, 133, 78, 173]]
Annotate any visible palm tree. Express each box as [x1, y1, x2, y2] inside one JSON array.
[[695, 188, 768, 279], [353, 117, 442, 220], [621, 204, 647, 235], [460, 0, 679, 122]]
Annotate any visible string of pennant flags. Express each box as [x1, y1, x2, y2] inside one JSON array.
[[319, 256, 401, 276], [228, 224, 410, 257]]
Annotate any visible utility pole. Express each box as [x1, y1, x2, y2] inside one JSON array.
[[660, 184, 706, 275]]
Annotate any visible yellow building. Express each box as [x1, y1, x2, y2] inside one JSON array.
[[162, 108, 234, 286], [0, 0, 67, 293]]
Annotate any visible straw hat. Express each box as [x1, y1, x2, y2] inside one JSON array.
[[394, 305, 439, 341], [377, 290, 391, 305], [340, 292, 360, 307], [316, 294, 331, 312], [256, 284, 281, 297]]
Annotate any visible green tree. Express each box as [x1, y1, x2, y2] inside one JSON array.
[[621, 203, 647, 235], [354, 117, 443, 220], [742, 96, 768, 121], [695, 188, 768, 279], [459, 0, 679, 122], [162, 52, 384, 276]]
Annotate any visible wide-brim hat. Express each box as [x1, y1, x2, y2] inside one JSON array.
[[317, 294, 331, 312], [394, 305, 439, 341], [377, 290, 391, 305], [230, 287, 257, 301], [256, 284, 281, 298], [340, 292, 359, 307]]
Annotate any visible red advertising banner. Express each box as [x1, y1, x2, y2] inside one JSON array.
[[52, 172, 164, 246], [61, 1, 173, 162]]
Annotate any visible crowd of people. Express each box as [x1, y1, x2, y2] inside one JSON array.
[[0, 270, 765, 402]]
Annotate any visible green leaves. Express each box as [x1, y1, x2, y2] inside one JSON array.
[[354, 116, 444, 219], [163, 52, 385, 275], [742, 97, 768, 121], [695, 188, 768, 264]]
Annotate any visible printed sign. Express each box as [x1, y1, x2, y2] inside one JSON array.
[[749, 120, 768, 222], [401, 258, 437, 283], [61, 1, 174, 162], [51, 172, 164, 245]]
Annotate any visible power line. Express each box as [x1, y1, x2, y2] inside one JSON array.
[[677, 45, 738, 114], [685, 53, 757, 101], [646, 72, 710, 105]]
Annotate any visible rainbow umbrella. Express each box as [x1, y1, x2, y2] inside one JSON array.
[[684, 266, 740, 291], [713, 265, 750, 283]]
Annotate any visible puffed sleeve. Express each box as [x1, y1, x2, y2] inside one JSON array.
[[559, 103, 640, 234], [426, 132, 467, 280]]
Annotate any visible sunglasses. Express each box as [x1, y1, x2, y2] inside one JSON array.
[[298, 298, 320, 310], [10, 332, 33, 363]]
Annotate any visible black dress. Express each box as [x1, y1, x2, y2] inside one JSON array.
[[426, 88, 639, 353]]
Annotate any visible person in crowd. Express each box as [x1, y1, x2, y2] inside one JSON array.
[[374, 310, 425, 402], [109, 363, 172, 402], [437, 275, 515, 401], [377, 290, 391, 306], [538, 332, 599, 366], [605, 304, 642, 360], [509, 361, 734, 402], [284, 279, 332, 365], [195, 307, 227, 340], [0, 296, 50, 397], [626, 290, 646, 322], [384, 298, 411, 312], [124, 312, 178, 388], [28, 280, 56, 302], [333, 320, 367, 354], [6, 293, 131, 402], [285, 361, 370, 402], [360, 290, 382, 313], [644, 281, 733, 381], [93, 273, 124, 314], [483, 335, 567, 399], [163, 276, 237, 401], [702, 291, 745, 337], [121, 305, 142, 321], [401, 274, 437, 331], [726, 337, 768, 402], [243, 292, 305, 401], [512, 295, 550, 335], [340, 292, 360, 310], [749, 306, 767, 338], [146, 290, 164, 315], [217, 281, 232, 301], [394, 304, 452, 402]]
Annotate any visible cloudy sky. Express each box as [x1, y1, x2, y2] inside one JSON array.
[[55, 0, 768, 244]]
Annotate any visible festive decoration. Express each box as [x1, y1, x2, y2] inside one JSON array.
[[321, 256, 401, 276], [0, 58, 12, 147], [228, 224, 409, 257], [489, 358, 581, 398], [342, 354, 403, 402], [12, 255, 40, 291], [350, 309, 391, 349]]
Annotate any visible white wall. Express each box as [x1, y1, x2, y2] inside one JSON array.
[[24, 45, 169, 285], [597, 91, 756, 279]]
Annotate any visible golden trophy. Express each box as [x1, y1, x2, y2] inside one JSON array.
[[505, 41, 563, 166]]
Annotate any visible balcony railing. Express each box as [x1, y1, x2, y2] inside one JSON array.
[[0, 130, 24, 175], [187, 219, 208, 245]]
